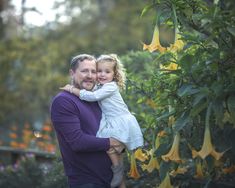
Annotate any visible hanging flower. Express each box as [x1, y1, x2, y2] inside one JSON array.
[[146, 98, 157, 109], [168, 34, 184, 52], [223, 165, 235, 174], [157, 173, 173, 188], [155, 130, 167, 149], [143, 25, 184, 53], [128, 152, 140, 179], [160, 63, 179, 71], [168, 115, 176, 126], [194, 160, 204, 179], [162, 132, 182, 163], [192, 124, 225, 160], [143, 26, 167, 53], [170, 166, 187, 177], [141, 149, 160, 173], [134, 148, 149, 162]]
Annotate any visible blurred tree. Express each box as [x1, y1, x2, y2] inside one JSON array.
[[0, 0, 155, 126]]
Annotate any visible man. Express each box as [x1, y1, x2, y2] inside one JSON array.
[[50, 54, 120, 188]]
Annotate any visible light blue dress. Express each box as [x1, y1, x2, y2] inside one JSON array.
[[80, 81, 144, 150]]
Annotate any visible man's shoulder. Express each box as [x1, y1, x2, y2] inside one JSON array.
[[52, 91, 78, 104]]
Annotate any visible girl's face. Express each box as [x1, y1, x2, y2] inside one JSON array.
[[97, 61, 115, 85]]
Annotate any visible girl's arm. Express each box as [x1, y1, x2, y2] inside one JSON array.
[[80, 82, 117, 101], [60, 82, 118, 102], [60, 84, 80, 96]]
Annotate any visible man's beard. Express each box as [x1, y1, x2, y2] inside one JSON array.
[[74, 80, 95, 91]]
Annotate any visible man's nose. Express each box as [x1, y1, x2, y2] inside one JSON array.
[[87, 71, 93, 77]]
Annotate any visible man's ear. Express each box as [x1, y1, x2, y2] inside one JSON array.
[[69, 69, 74, 76]]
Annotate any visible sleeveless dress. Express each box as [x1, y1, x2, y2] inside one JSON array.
[[79, 81, 143, 150]]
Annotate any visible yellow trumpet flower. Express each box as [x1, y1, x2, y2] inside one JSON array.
[[162, 132, 182, 163], [168, 36, 184, 52], [170, 166, 187, 177], [143, 26, 184, 53], [155, 130, 167, 149], [160, 63, 178, 71], [134, 148, 149, 162], [194, 161, 204, 179], [142, 149, 160, 173], [192, 124, 225, 160], [157, 173, 173, 188], [128, 152, 140, 179], [143, 26, 167, 53]]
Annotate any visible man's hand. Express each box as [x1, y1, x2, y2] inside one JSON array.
[[109, 138, 121, 147], [109, 138, 125, 154]]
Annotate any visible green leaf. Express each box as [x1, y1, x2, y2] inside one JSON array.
[[212, 99, 224, 127], [227, 95, 235, 125], [190, 99, 208, 117], [155, 143, 170, 157], [173, 111, 191, 132], [192, 92, 207, 106], [177, 84, 199, 97], [156, 110, 175, 121], [227, 27, 235, 37], [229, 129, 235, 155], [140, 3, 156, 17], [159, 161, 171, 181]]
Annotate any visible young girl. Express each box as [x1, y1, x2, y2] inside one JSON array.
[[61, 54, 144, 188]]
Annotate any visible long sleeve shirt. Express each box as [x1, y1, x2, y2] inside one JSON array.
[[50, 91, 112, 187]]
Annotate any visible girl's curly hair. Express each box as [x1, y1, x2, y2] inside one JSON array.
[[96, 54, 126, 90]]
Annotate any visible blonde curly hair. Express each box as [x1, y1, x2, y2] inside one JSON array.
[[96, 54, 126, 90]]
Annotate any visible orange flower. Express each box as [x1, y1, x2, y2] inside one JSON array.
[[42, 134, 51, 140], [157, 173, 173, 188], [9, 133, 18, 139], [45, 144, 56, 153], [170, 167, 187, 177], [157, 130, 167, 137], [42, 125, 52, 132], [10, 141, 19, 148], [18, 143, 27, 149], [194, 161, 204, 179], [192, 124, 225, 160], [128, 152, 140, 179], [162, 132, 182, 163], [134, 148, 149, 162], [223, 165, 235, 174], [141, 149, 160, 173]]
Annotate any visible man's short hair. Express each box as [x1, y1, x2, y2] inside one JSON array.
[[70, 54, 96, 70]]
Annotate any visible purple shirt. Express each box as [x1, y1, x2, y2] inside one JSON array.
[[50, 91, 112, 187]]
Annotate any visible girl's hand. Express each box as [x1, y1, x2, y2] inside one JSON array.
[[60, 84, 74, 93]]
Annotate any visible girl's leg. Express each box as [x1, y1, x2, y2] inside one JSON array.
[[118, 176, 126, 188], [107, 150, 124, 188]]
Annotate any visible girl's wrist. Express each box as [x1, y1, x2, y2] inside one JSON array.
[[69, 85, 74, 94]]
